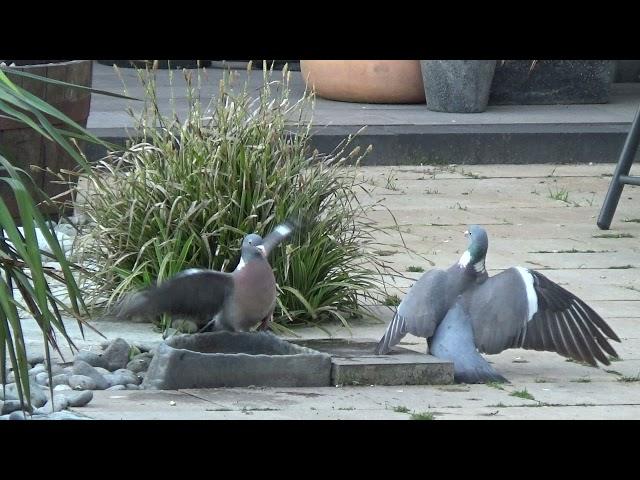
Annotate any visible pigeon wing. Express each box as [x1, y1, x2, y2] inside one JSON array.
[[115, 269, 233, 321], [261, 221, 297, 257], [520, 270, 620, 366], [464, 268, 620, 366], [375, 269, 449, 354]]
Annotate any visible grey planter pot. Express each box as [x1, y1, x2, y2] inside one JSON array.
[[490, 60, 615, 105], [421, 60, 497, 113], [614, 60, 640, 83], [142, 331, 332, 389]]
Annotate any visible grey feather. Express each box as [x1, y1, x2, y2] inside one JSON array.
[[114, 270, 232, 324], [459, 267, 620, 367], [375, 266, 477, 355], [260, 220, 297, 257], [463, 268, 530, 354], [375, 312, 408, 355], [431, 302, 508, 384]]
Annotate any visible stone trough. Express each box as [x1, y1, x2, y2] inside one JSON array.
[[142, 332, 332, 389], [142, 333, 454, 390]]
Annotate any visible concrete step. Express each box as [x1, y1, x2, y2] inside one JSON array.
[[86, 62, 640, 166]]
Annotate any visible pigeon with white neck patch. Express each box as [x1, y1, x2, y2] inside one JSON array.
[[429, 227, 621, 384], [114, 221, 296, 332], [374, 225, 488, 355]]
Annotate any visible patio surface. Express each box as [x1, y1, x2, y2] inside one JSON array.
[[20, 162, 640, 419]]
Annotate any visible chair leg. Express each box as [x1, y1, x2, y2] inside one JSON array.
[[597, 104, 640, 230]]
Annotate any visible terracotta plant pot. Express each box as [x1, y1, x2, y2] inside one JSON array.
[[300, 60, 425, 104]]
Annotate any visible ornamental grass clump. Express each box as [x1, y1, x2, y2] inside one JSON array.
[[74, 64, 406, 330]]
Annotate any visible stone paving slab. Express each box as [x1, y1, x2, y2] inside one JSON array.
[[70, 389, 217, 420], [14, 163, 640, 419], [429, 404, 640, 420], [183, 387, 382, 411], [71, 379, 640, 420]]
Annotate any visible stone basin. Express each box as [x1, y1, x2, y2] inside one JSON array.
[[142, 332, 332, 390]]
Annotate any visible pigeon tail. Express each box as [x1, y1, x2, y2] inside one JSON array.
[[431, 301, 510, 384], [375, 313, 407, 355], [454, 364, 510, 385]]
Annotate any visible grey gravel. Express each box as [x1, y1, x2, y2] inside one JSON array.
[[51, 373, 71, 387], [75, 351, 108, 369], [102, 338, 131, 371], [27, 352, 45, 366], [32, 411, 90, 420], [134, 342, 160, 355], [126, 352, 154, 374], [106, 385, 126, 391], [53, 384, 72, 391], [68, 375, 97, 391], [45, 364, 65, 376], [104, 370, 139, 387], [72, 360, 109, 390], [113, 369, 139, 385], [34, 394, 69, 415], [9, 411, 29, 420], [31, 383, 49, 408], [64, 390, 93, 407], [94, 367, 110, 375], [1, 400, 25, 415], [29, 382, 47, 408], [1, 382, 47, 408], [35, 371, 50, 386], [29, 364, 46, 376]]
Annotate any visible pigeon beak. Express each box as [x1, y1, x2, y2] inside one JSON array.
[[464, 230, 470, 238], [257, 245, 267, 257]]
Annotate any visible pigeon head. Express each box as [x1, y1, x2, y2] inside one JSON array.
[[241, 233, 266, 260], [464, 225, 488, 264]]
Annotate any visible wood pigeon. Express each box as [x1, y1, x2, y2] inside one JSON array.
[[378, 225, 622, 384], [114, 221, 296, 332], [375, 225, 489, 355]]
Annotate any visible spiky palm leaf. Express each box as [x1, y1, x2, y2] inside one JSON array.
[[0, 63, 137, 412]]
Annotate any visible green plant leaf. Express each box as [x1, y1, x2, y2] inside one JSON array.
[[0, 64, 140, 101]]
